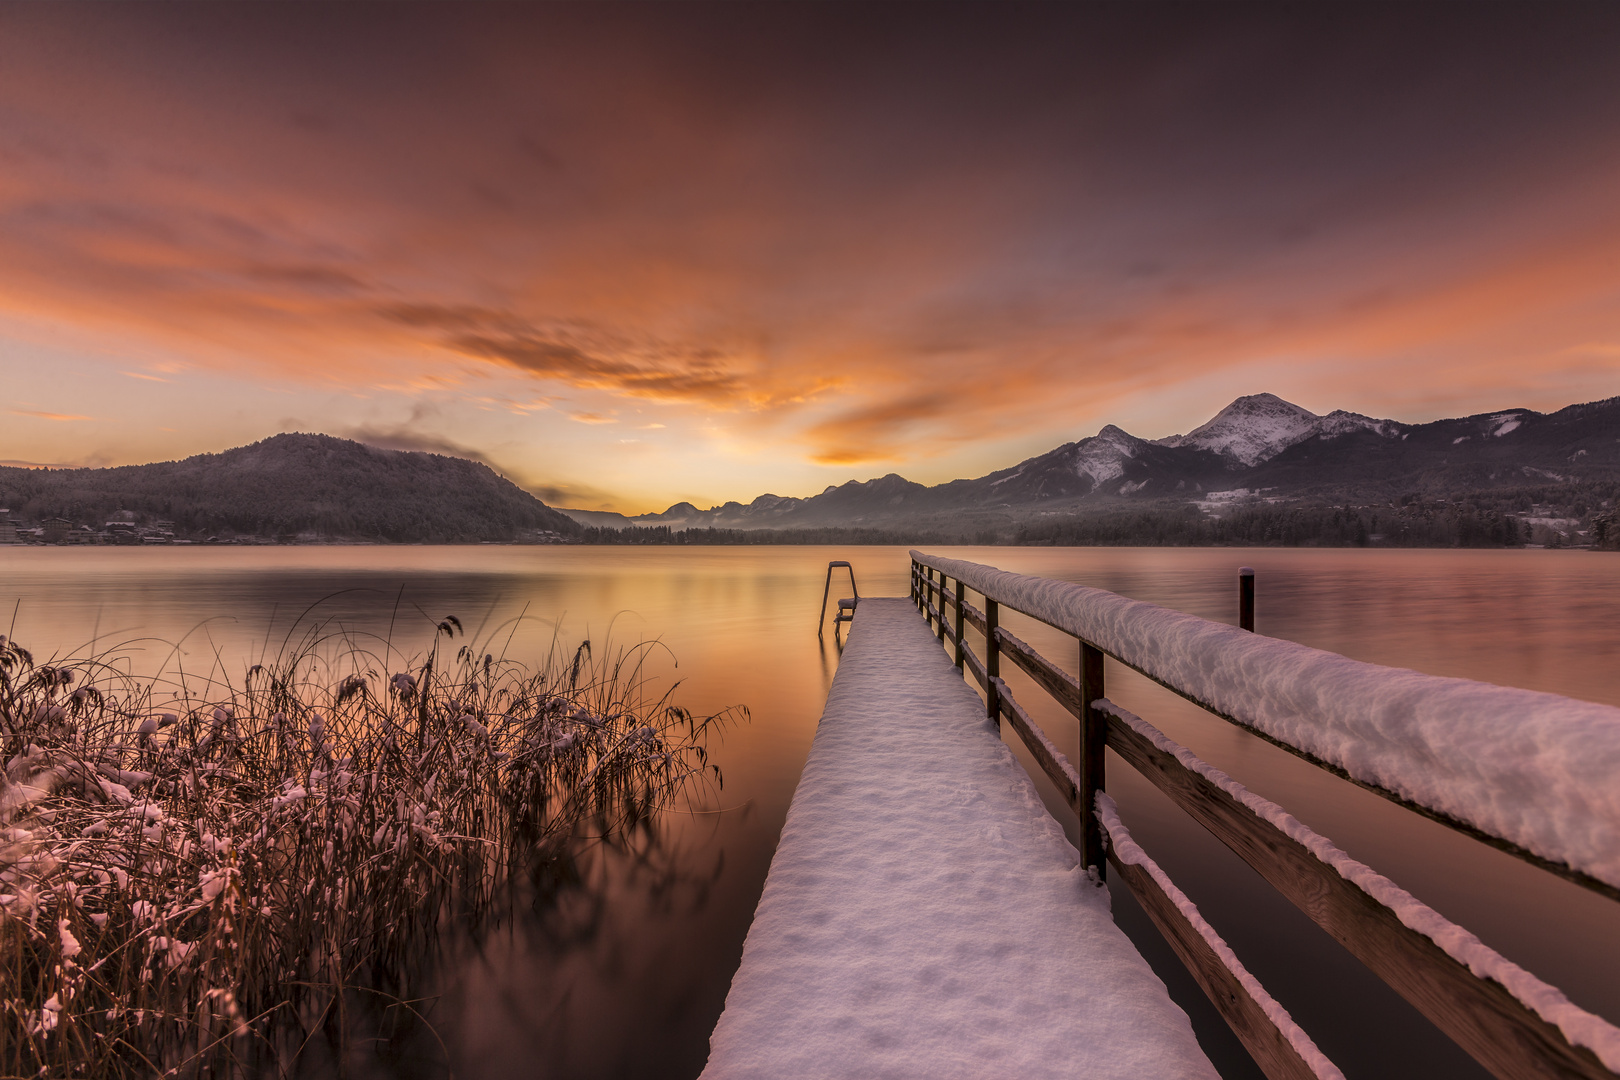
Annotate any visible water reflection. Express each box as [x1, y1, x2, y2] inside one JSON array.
[[3, 546, 1618, 1080], [326, 821, 731, 1080]]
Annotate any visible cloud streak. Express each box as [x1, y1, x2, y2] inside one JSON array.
[[379, 304, 757, 407], [11, 410, 93, 422], [340, 424, 498, 467]]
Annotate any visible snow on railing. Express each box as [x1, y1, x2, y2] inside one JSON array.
[[1097, 700, 1620, 1074], [1096, 792, 1346, 1080], [909, 551, 1620, 1080], [912, 550, 1620, 894]]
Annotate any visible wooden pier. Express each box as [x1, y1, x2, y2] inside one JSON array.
[[704, 555, 1620, 1080], [702, 597, 1219, 1079]]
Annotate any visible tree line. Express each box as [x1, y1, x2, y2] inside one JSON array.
[[1011, 502, 1530, 548], [574, 525, 964, 546]]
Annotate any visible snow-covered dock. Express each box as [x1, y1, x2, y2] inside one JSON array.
[[701, 598, 1218, 1080], [901, 552, 1620, 1080]]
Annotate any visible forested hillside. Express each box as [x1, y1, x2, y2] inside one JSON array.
[[0, 434, 579, 543]]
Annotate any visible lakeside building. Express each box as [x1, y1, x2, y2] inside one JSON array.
[[42, 517, 76, 543], [0, 509, 15, 544]]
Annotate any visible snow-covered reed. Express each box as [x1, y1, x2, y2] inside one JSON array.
[[0, 616, 734, 1077]]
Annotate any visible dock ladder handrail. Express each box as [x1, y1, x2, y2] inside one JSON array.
[[817, 560, 859, 639], [910, 550, 1620, 1080]]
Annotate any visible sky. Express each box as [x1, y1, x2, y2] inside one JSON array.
[[3, 2, 1620, 513]]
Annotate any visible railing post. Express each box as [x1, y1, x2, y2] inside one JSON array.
[[985, 598, 1000, 725], [937, 574, 948, 642], [1080, 641, 1107, 876], [1239, 566, 1255, 632], [953, 579, 965, 670]]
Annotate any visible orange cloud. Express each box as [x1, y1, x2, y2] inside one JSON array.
[[382, 303, 754, 406], [11, 410, 93, 422], [802, 392, 957, 465]]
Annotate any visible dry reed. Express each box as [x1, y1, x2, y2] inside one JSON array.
[[0, 612, 736, 1078]]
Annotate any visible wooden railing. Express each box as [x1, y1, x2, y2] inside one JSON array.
[[909, 553, 1620, 1080]]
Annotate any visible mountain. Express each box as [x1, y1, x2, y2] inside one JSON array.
[[14, 397, 1606, 547], [1240, 398, 1620, 497], [1156, 393, 1393, 466], [929, 425, 1231, 507], [0, 433, 581, 543], [560, 393, 1620, 536]]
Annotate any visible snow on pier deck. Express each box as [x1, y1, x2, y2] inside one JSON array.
[[702, 598, 1217, 1080]]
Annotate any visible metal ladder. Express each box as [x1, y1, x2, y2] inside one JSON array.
[[818, 560, 859, 638]]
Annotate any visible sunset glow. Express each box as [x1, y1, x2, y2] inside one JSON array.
[[3, 3, 1619, 511]]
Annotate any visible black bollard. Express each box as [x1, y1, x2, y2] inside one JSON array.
[[1239, 566, 1255, 632]]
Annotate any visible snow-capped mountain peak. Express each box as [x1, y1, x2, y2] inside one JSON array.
[[1157, 393, 1391, 467], [1073, 424, 1144, 485]]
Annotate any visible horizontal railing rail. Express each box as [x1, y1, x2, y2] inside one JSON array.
[[916, 552, 1620, 902], [908, 552, 1620, 1080]]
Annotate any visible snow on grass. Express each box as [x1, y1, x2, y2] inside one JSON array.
[[1095, 792, 1344, 1080], [703, 599, 1216, 1080], [1096, 700, 1620, 1072], [0, 623, 730, 1077], [914, 552, 1620, 891]]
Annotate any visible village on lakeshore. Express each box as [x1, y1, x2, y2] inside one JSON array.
[[0, 501, 1593, 549], [0, 507, 575, 546]]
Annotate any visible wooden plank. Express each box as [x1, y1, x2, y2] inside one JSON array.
[[996, 681, 1080, 813], [953, 579, 966, 671], [995, 627, 1085, 718], [985, 599, 1001, 722], [962, 600, 987, 636], [1239, 567, 1255, 632], [1106, 717, 1616, 1080], [1107, 849, 1327, 1080], [1078, 642, 1106, 874], [962, 642, 988, 692]]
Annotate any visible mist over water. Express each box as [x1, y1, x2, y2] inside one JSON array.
[[3, 545, 1616, 1079]]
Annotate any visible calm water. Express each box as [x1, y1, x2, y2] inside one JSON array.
[[2, 545, 1617, 1079]]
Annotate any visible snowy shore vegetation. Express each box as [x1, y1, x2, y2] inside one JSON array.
[[0, 617, 731, 1077]]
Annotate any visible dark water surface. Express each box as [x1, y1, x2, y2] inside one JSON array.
[[3, 545, 1617, 1079]]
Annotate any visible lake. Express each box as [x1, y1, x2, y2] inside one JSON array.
[[3, 545, 1617, 1079]]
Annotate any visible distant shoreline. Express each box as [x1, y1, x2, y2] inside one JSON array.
[[0, 537, 1603, 551]]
